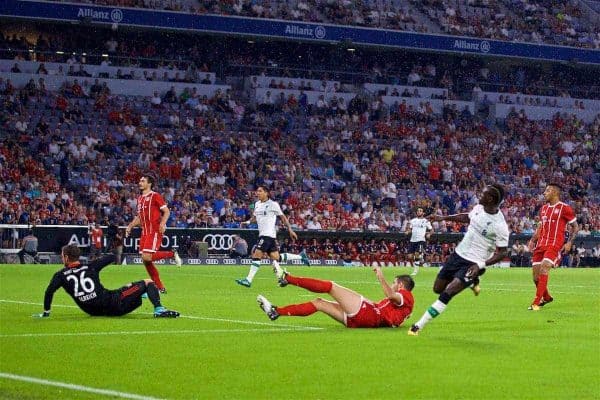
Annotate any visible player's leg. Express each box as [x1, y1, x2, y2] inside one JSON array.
[[269, 250, 284, 277], [411, 251, 421, 275], [141, 279, 180, 317], [280, 249, 311, 266], [236, 243, 265, 287], [409, 254, 469, 335], [529, 247, 553, 310], [530, 257, 554, 310], [140, 233, 166, 291], [256, 294, 345, 324]]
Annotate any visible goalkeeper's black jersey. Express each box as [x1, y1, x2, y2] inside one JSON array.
[[44, 254, 115, 315]]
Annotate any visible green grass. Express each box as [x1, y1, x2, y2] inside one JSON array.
[[0, 264, 599, 400]]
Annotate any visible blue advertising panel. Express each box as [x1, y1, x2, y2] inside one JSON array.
[[1, 0, 599, 64]]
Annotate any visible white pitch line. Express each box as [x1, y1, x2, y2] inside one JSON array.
[[0, 327, 315, 338], [0, 299, 323, 330], [0, 372, 164, 400]]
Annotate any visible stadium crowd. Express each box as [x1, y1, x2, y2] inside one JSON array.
[[1, 55, 599, 236], [45, 0, 600, 49], [2, 27, 599, 101]]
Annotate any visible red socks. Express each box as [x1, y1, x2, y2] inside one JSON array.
[[152, 251, 174, 261], [277, 302, 317, 317], [144, 262, 164, 290], [286, 275, 332, 293], [533, 274, 549, 305]]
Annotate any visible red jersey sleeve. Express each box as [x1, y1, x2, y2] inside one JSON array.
[[562, 204, 576, 224], [153, 192, 167, 209]]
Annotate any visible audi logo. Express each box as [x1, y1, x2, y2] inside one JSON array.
[[206, 259, 219, 264], [202, 234, 235, 250], [223, 259, 236, 264]]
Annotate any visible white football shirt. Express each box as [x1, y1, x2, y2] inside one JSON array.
[[253, 199, 283, 238], [455, 204, 510, 264], [409, 217, 432, 242]]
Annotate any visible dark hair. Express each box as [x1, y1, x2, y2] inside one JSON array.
[[488, 184, 505, 206], [61, 244, 81, 261], [396, 274, 415, 291], [256, 184, 270, 193], [142, 174, 156, 188], [547, 182, 563, 191]]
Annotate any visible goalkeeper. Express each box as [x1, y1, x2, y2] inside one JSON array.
[[34, 244, 179, 318]]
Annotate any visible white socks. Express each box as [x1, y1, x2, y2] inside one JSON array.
[[415, 300, 447, 329]]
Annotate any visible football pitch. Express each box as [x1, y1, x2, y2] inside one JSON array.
[[0, 264, 598, 400]]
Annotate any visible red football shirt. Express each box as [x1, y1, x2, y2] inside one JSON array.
[[537, 202, 576, 249], [137, 191, 167, 234], [376, 289, 414, 328]]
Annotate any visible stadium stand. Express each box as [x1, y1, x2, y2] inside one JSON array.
[[46, 0, 600, 48]]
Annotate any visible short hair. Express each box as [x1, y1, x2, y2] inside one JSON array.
[[396, 274, 415, 291], [61, 244, 81, 261], [547, 182, 562, 191], [488, 184, 505, 206], [256, 184, 270, 193], [141, 174, 156, 188]]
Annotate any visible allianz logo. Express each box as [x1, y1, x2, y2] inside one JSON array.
[[77, 8, 123, 23], [453, 39, 490, 53], [285, 24, 326, 39]]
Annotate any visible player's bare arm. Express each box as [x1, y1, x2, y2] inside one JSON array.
[[562, 221, 579, 253], [467, 246, 509, 277], [373, 267, 403, 304], [280, 214, 298, 240], [159, 206, 170, 234], [428, 213, 470, 224], [126, 215, 141, 237], [528, 225, 540, 250], [241, 215, 257, 226]]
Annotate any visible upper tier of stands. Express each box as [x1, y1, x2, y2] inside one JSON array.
[[46, 0, 600, 48]]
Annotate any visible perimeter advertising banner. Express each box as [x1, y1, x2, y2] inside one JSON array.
[[2, 0, 598, 64]]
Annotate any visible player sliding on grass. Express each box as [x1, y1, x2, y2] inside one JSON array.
[[236, 185, 310, 288], [257, 267, 414, 328], [408, 184, 509, 336], [34, 244, 179, 318], [527, 183, 578, 311]]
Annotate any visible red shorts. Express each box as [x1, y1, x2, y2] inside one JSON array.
[[345, 299, 383, 328], [532, 246, 561, 266], [139, 232, 161, 254]]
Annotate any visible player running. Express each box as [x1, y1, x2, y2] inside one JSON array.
[[408, 184, 509, 336], [527, 183, 578, 311], [407, 207, 433, 275], [126, 175, 181, 293], [34, 244, 179, 318], [257, 267, 414, 328], [235, 185, 310, 288]]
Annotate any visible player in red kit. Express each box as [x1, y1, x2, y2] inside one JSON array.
[[126, 175, 181, 293], [257, 267, 414, 328], [527, 183, 578, 311]]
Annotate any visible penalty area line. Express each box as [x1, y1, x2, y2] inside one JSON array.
[[0, 372, 164, 400]]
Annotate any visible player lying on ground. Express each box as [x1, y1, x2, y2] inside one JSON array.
[[408, 184, 509, 336], [236, 185, 310, 288], [257, 267, 414, 328], [34, 244, 179, 318]]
